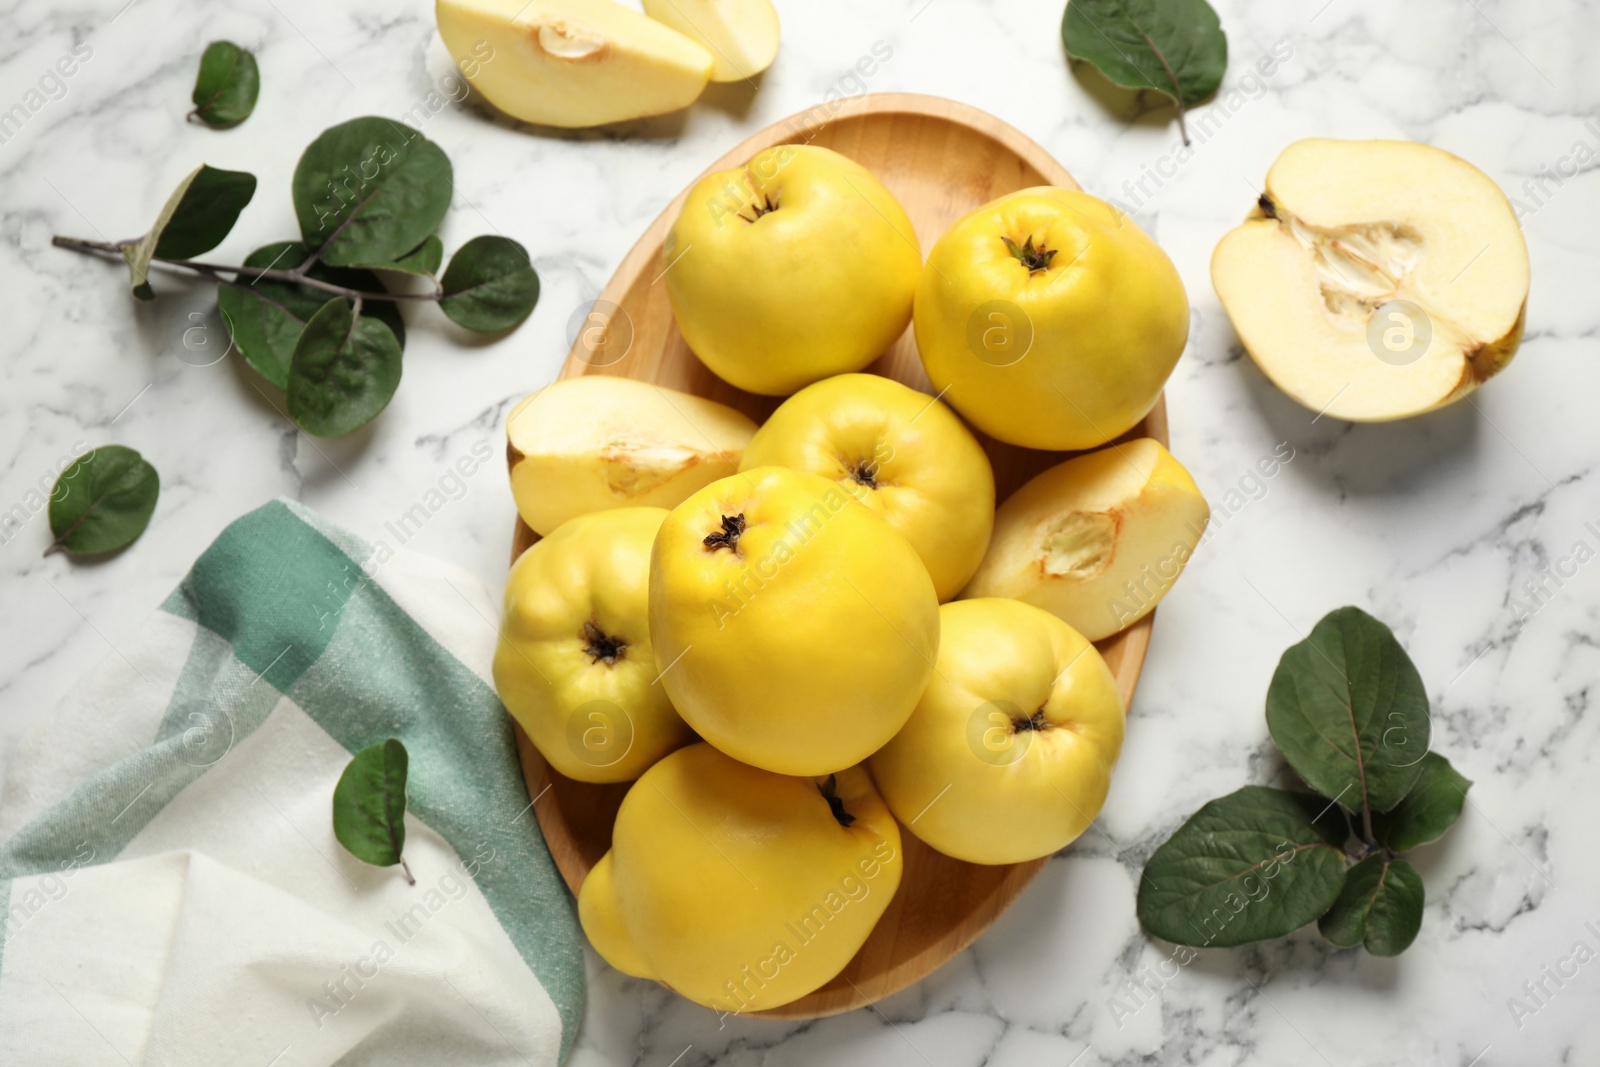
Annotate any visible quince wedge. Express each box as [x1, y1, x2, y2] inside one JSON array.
[[962, 438, 1209, 641], [506, 375, 757, 538], [641, 0, 779, 82], [437, 0, 713, 128]]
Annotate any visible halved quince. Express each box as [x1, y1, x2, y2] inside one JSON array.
[[1212, 139, 1529, 421]]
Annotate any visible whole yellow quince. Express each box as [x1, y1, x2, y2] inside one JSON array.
[[664, 145, 922, 395], [493, 507, 692, 783], [579, 743, 903, 1013], [868, 598, 1125, 865], [648, 466, 939, 775], [739, 373, 995, 601], [914, 187, 1189, 451]]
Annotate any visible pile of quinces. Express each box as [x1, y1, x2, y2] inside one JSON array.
[[494, 145, 1210, 1014]]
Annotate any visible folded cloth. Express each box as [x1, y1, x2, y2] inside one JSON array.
[[0, 499, 583, 1065]]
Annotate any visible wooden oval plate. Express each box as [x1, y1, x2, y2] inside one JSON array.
[[509, 92, 1166, 1019]]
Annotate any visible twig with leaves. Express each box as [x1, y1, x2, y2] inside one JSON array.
[[1137, 607, 1472, 956], [52, 116, 540, 437]]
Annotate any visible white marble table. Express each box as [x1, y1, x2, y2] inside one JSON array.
[[3, 0, 1598, 1062]]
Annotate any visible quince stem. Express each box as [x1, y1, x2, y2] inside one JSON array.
[[702, 514, 746, 552], [1001, 235, 1058, 274], [736, 194, 779, 224], [817, 774, 856, 827]]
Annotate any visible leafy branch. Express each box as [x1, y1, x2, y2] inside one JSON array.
[[1137, 607, 1471, 957], [52, 116, 540, 437]]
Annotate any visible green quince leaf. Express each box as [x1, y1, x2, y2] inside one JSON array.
[[438, 235, 540, 332], [292, 117, 452, 267], [355, 234, 444, 277], [218, 241, 405, 390], [1137, 786, 1349, 948], [1266, 606, 1430, 815], [1318, 854, 1424, 956], [1061, 0, 1227, 140], [286, 297, 403, 436], [125, 164, 257, 296], [189, 41, 260, 128], [47, 445, 160, 556], [332, 739, 413, 880], [1373, 751, 1472, 853]]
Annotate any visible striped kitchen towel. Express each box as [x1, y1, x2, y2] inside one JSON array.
[[0, 499, 583, 1065]]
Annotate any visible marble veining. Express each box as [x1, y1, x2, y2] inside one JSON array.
[[1, 0, 1598, 1063]]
